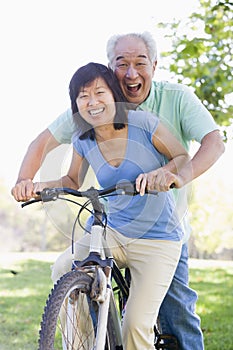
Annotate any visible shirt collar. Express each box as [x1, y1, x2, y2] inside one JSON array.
[[137, 82, 155, 112]]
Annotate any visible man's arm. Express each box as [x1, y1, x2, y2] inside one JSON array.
[[138, 129, 225, 192], [11, 128, 61, 201], [178, 130, 225, 185]]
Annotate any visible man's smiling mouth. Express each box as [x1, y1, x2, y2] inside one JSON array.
[[127, 83, 141, 92]]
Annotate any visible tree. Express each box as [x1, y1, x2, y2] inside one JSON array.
[[158, 0, 233, 140], [156, 0, 233, 258]]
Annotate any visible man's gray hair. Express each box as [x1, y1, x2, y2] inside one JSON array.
[[106, 31, 157, 69]]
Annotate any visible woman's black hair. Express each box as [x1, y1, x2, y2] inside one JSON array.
[[69, 62, 130, 140]]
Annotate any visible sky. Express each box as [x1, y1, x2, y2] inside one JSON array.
[[1, 0, 231, 193]]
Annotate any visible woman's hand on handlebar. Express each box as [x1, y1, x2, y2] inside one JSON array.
[[11, 179, 35, 202], [11, 180, 46, 202], [33, 182, 48, 195], [135, 169, 185, 196]]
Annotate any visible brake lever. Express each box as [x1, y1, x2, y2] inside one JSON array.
[[115, 181, 137, 195], [115, 181, 158, 196], [21, 188, 60, 208], [38, 188, 61, 202]]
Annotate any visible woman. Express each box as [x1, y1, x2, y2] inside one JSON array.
[[33, 62, 190, 349]]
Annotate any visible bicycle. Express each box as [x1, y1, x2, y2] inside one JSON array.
[[22, 181, 179, 350]]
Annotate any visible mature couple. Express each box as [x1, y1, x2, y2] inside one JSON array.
[[12, 31, 224, 350]]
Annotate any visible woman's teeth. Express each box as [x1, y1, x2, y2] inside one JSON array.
[[89, 108, 104, 116]]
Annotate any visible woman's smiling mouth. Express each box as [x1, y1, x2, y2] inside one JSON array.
[[89, 108, 104, 116]]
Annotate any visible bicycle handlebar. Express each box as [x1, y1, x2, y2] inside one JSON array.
[[21, 181, 163, 208]]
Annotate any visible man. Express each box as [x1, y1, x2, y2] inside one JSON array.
[[12, 32, 225, 349]]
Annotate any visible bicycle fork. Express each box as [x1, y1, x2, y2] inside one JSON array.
[[73, 224, 120, 350], [89, 225, 113, 350]]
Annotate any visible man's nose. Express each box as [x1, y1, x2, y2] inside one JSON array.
[[125, 65, 139, 79]]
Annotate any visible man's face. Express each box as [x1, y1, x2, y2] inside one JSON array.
[[111, 36, 157, 105]]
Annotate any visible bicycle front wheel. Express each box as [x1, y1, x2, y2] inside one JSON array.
[[38, 269, 120, 350]]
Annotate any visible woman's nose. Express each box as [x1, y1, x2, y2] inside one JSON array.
[[88, 95, 98, 106]]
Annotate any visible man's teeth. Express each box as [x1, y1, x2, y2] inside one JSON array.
[[89, 108, 104, 116], [128, 84, 139, 88]]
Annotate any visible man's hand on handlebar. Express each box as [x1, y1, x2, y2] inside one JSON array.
[[136, 169, 184, 196]]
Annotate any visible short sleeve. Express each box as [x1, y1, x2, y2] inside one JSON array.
[[143, 111, 160, 140], [48, 109, 76, 144], [72, 132, 84, 157], [180, 86, 218, 143], [128, 110, 159, 141]]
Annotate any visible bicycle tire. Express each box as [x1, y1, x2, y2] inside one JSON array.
[[38, 269, 122, 350]]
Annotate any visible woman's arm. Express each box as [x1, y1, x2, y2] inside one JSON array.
[[136, 121, 191, 194], [32, 149, 87, 195], [11, 129, 61, 201]]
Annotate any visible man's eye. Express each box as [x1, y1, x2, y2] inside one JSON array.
[[117, 63, 127, 68]]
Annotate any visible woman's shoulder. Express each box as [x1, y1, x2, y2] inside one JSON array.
[[128, 110, 159, 130]]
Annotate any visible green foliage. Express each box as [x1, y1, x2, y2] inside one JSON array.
[[158, 0, 233, 138]]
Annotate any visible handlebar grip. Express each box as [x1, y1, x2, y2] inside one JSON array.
[[21, 188, 59, 208], [116, 181, 175, 196], [21, 197, 42, 208]]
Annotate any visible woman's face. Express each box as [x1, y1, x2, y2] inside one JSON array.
[[76, 77, 116, 127]]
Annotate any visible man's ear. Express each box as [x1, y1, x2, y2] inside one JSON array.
[[151, 60, 157, 77], [153, 60, 157, 72]]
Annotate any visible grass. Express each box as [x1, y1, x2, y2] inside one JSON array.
[[189, 259, 233, 349], [0, 253, 233, 349], [0, 253, 58, 350]]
